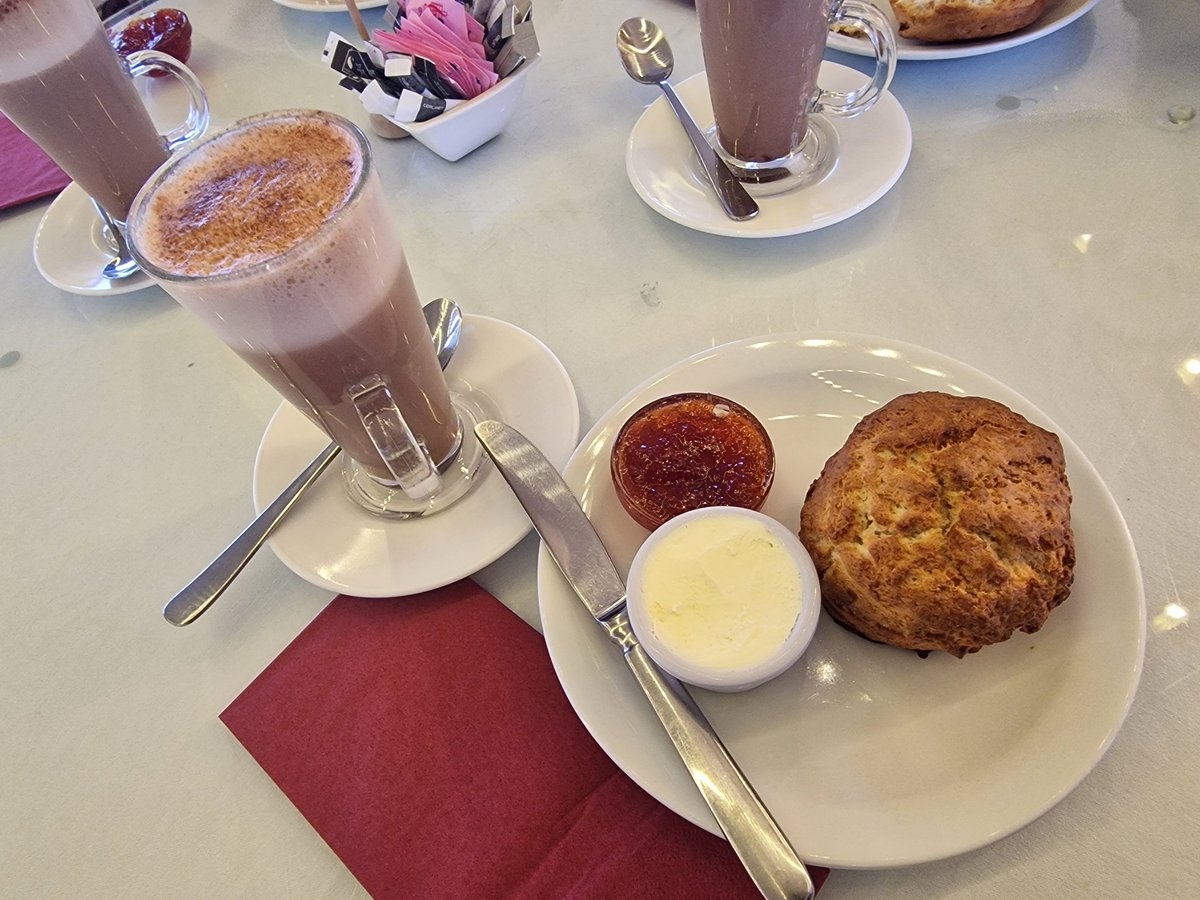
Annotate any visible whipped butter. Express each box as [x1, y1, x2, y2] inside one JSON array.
[[638, 512, 805, 670]]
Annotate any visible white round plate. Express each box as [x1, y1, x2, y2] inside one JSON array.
[[271, 0, 386, 11], [253, 315, 579, 597], [32, 182, 152, 296], [538, 333, 1145, 869], [828, 0, 1104, 60], [625, 67, 911, 238]]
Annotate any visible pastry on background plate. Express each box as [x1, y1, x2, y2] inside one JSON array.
[[799, 392, 1074, 658], [889, 0, 1050, 42]]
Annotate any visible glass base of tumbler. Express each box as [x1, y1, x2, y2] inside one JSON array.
[[341, 393, 488, 519], [707, 116, 839, 197]]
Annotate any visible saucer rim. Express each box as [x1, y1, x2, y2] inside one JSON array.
[[32, 182, 153, 297]]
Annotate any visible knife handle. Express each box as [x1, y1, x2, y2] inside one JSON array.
[[604, 611, 816, 900]]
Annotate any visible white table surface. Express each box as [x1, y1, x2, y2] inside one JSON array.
[[2, 0, 1197, 896]]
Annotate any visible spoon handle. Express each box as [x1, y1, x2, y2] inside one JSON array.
[[658, 82, 759, 221], [162, 441, 342, 626], [91, 199, 141, 281]]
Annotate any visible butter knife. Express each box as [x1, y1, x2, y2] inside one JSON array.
[[474, 420, 815, 900]]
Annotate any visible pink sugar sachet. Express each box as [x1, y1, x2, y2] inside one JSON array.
[[220, 579, 829, 898], [0, 114, 70, 211], [372, 0, 497, 98], [372, 29, 483, 98], [410, 8, 485, 62], [417, 0, 486, 48]]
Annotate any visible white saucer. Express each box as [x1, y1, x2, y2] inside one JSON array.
[[252, 314, 579, 598], [32, 182, 153, 296], [625, 65, 911, 238], [827, 0, 1103, 61]]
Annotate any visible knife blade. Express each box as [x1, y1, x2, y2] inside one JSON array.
[[474, 420, 815, 900]]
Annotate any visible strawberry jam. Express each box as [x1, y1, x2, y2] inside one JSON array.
[[111, 8, 193, 73], [611, 393, 775, 531]]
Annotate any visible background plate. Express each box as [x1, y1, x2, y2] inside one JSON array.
[[271, 0, 387, 12], [827, 0, 1105, 60]]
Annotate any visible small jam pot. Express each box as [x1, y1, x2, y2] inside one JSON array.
[[110, 9, 193, 72], [626, 507, 820, 692], [610, 392, 775, 531]]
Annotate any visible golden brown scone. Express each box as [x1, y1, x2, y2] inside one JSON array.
[[831, 22, 867, 38], [889, 0, 1050, 42], [799, 392, 1074, 658]]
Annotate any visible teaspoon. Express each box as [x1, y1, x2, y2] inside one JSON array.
[[92, 200, 141, 280], [617, 18, 758, 222], [163, 298, 463, 626]]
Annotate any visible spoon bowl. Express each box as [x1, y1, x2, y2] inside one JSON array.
[[92, 200, 141, 280], [426, 295, 462, 371], [616, 17, 674, 84]]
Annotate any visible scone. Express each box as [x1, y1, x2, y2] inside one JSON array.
[[799, 392, 1074, 657], [889, 0, 1050, 42]]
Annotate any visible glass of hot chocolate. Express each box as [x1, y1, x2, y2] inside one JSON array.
[[0, 0, 208, 278], [126, 110, 487, 519], [696, 0, 896, 194]]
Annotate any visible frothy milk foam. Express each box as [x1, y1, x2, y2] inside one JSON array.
[[0, 0, 94, 85], [132, 115, 376, 352], [128, 113, 459, 479]]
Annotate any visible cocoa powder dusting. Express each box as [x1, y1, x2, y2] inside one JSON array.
[[138, 118, 361, 276]]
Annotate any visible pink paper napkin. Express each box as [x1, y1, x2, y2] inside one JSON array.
[[221, 580, 829, 898], [0, 114, 70, 211]]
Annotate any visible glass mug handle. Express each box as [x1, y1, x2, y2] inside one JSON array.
[[125, 49, 211, 150], [348, 376, 443, 501], [815, 0, 897, 118]]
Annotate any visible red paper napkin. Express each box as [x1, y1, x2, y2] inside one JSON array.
[[0, 115, 70, 211], [221, 580, 829, 898]]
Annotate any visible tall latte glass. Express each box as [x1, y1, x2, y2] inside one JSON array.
[[127, 110, 484, 518], [696, 0, 896, 193], [0, 0, 208, 278]]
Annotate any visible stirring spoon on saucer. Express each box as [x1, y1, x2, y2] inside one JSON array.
[[91, 200, 141, 280], [617, 18, 758, 222], [163, 298, 463, 627]]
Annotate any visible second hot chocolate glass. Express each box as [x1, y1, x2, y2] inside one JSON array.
[[696, 0, 896, 193], [126, 110, 484, 518], [0, 0, 208, 223]]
